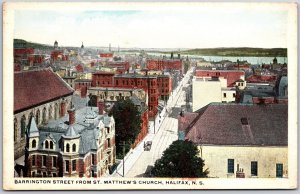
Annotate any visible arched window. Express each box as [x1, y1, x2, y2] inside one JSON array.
[[72, 144, 76, 152], [32, 139, 36, 148], [45, 140, 49, 149], [42, 107, 47, 124], [20, 116, 26, 138], [49, 105, 53, 120], [54, 104, 59, 120], [66, 143, 70, 152], [36, 109, 40, 125], [14, 118, 18, 142], [29, 112, 34, 121], [50, 141, 53, 149]]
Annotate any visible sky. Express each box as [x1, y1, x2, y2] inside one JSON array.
[[14, 8, 288, 49]]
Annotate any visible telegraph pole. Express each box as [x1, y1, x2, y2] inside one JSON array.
[[119, 141, 126, 177]]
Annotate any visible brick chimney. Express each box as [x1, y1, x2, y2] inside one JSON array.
[[68, 108, 76, 125], [98, 100, 105, 115]]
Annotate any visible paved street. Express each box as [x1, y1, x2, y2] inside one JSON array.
[[125, 69, 194, 177]]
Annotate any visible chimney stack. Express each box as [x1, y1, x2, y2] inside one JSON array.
[[98, 100, 105, 115], [68, 108, 76, 125]]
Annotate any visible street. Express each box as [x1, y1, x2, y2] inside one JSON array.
[[125, 69, 193, 177]]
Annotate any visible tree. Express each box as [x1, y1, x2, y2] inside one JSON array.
[[151, 140, 209, 178], [109, 99, 141, 158]]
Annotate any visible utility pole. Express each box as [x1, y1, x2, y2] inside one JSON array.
[[119, 141, 126, 177]]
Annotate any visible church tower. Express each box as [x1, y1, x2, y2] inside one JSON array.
[[54, 40, 58, 50]]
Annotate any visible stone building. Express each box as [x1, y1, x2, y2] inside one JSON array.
[[25, 105, 116, 178], [178, 103, 288, 178], [14, 68, 74, 159]]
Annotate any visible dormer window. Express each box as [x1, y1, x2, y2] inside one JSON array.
[[72, 144, 76, 152], [50, 141, 53, 149], [66, 143, 70, 152], [45, 140, 49, 149], [32, 139, 36, 148]]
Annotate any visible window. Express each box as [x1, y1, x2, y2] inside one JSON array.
[[32, 171, 35, 177], [43, 172, 47, 177], [276, 163, 283, 178], [45, 140, 49, 149], [92, 154, 95, 165], [251, 161, 258, 176], [42, 108, 46, 124], [241, 83, 244, 86], [53, 156, 57, 168], [50, 141, 53, 149], [42, 155, 46, 167], [36, 110, 40, 125], [91, 170, 95, 177], [233, 93, 236, 98], [53, 173, 57, 177], [223, 93, 227, 98], [72, 144, 76, 152], [66, 143, 70, 152], [107, 138, 111, 148], [32, 139, 36, 148], [14, 118, 17, 142], [21, 116, 26, 138], [72, 160, 76, 171], [65, 160, 69, 172], [228, 159, 234, 173], [32, 155, 36, 166]]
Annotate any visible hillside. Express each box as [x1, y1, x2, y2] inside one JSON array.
[[13, 39, 79, 50], [180, 47, 287, 57]]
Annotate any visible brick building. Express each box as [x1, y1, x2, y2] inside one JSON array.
[[92, 72, 115, 88], [14, 68, 74, 159], [194, 69, 245, 87], [113, 74, 158, 118], [157, 74, 172, 101], [25, 105, 116, 178], [91, 72, 172, 118], [74, 79, 92, 97], [146, 59, 183, 73]]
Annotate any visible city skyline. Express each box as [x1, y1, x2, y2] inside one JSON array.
[[14, 6, 288, 49]]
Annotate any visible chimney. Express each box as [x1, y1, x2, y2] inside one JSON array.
[[68, 108, 76, 125], [98, 100, 105, 115]]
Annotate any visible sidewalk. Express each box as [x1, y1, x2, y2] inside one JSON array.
[[110, 133, 155, 177]]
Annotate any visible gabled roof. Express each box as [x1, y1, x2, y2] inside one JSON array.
[[180, 103, 287, 146], [14, 68, 74, 113], [62, 126, 80, 139]]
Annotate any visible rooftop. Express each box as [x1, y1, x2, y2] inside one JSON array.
[[14, 68, 74, 113], [180, 103, 287, 146]]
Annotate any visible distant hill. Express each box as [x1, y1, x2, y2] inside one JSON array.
[[13, 39, 79, 50], [180, 47, 287, 57], [14, 39, 53, 49]]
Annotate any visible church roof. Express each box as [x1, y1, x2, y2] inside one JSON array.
[[14, 68, 74, 113]]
